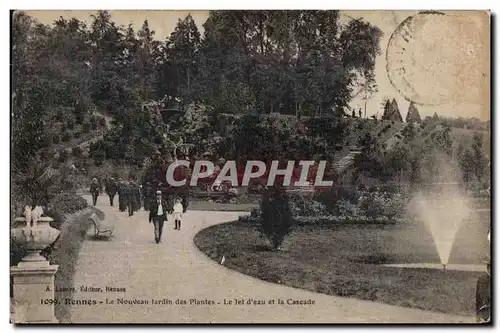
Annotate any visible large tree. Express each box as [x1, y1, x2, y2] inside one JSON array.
[[196, 10, 382, 115], [161, 15, 201, 105]]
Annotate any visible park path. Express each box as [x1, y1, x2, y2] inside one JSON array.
[[68, 196, 474, 323]]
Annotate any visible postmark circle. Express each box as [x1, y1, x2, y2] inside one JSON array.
[[386, 11, 487, 106]]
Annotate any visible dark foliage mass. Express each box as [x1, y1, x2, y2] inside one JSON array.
[[12, 10, 383, 169], [259, 186, 294, 249]]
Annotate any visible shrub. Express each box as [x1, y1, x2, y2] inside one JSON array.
[[73, 131, 82, 140], [54, 110, 64, 122], [98, 117, 106, 128], [314, 187, 359, 213], [90, 116, 98, 130], [61, 132, 71, 142], [58, 149, 69, 162], [52, 134, 61, 144], [72, 146, 83, 157], [259, 187, 294, 250], [82, 122, 91, 133], [301, 199, 327, 216], [66, 119, 75, 130], [46, 193, 88, 229], [75, 113, 85, 125], [358, 191, 405, 221], [336, 199, 361, 220]]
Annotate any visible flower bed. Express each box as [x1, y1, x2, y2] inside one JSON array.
[[239, 190, 406, 225]]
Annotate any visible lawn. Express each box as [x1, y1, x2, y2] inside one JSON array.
[[194, 215, 489, 316]]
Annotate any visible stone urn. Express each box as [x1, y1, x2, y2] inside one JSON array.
[[11, 206, 60, 267], [11, 206, 60, 323]]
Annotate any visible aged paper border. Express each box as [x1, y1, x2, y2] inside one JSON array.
[[3, 0, 497, 331]]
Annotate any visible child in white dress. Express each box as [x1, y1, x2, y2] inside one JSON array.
[[173, 197, 183, 230]]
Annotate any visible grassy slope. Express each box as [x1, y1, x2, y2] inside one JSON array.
[[409, 125, 490, 157], [194, 213, 489, 316]]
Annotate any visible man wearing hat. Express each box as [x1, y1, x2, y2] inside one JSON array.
[[105, 177, 118, 207], [125, 181, 136, 217], [117, 178, 126, 212], [149, 190, 168, 244], [90, 178, 100, 206]]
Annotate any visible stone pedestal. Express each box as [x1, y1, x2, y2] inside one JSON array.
[[11, 262, 59, 323], [10, 206, 61, 324]]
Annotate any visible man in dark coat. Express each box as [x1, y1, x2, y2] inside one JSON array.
[[117, 179, 126, 212], [134, 184, 142, 211], [105, 177, 118, 207], [90, 178, 100, 206], [149, 190, 168, 244], [125, 182, 135, 217]]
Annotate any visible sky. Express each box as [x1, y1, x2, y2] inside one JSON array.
[[24, 10, 490, 120]]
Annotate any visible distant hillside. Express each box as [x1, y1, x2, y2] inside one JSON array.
[[408, 123, 490, 157]]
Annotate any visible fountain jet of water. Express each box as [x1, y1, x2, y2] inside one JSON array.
[[408, 187, 473, 266]]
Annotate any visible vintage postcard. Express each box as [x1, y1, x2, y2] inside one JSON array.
[[10, 10, 491, 324]]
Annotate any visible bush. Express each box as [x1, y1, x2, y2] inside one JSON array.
[[72, 146, 83, 157], [52, 134, 61, 144], [90, 116, 98, 130], [58, 149, 69, 163], [98, 117, 106, 128], [46, 193, 88, 229], [259, 187, 294, 250], [54, 110, 64, 122], [82, 122, 91, 133], [73, 131, 82, 139], [61, 132, 71, 142], [75, 113, 85, 125], [314, 187, 359, 214], [336, 199, 362, 220], [358, 191, 404, 221], [66, 119, 75, 130], [301, 199, 327, 216]]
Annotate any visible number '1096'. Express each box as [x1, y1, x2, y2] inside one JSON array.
[[41, 299, 59, 305]]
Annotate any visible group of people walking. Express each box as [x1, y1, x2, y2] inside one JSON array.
[[90, 177, 141, 216], [89, 177, 188, 244]]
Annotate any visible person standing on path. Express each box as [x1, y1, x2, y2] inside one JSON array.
[[105, 177, 118, 207], [173, 197, 183, 230], [126, 181, 135, 216], [90, 178, 100, 206], [117, 178, 126, 212], [134, 183, 142, 211], [149, 190, 168, 244]]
